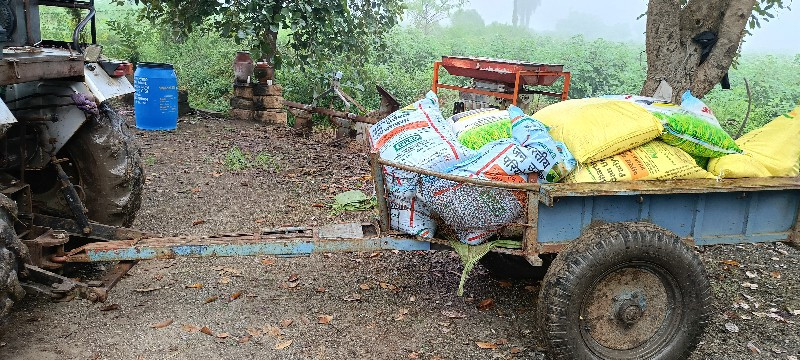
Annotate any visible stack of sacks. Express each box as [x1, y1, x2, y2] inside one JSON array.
[[369, 91, 474, 238], [419, 106, 576, 245], [534, 96, 716, 183], [708, 105, 800, 178], [604, 91, 743, 164]]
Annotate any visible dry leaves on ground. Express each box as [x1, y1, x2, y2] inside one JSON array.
[[318, 315, 333, 324], [274, 340, 293, 350], [150, 319, 173, 329]]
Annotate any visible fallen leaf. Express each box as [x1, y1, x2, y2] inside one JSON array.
[[343, 293, 363, 302], [274, 340, 293, 350], [192, 219, 205, 226], [246, 328, 261, 337], [523, 285, 537, 292], [261, 258, 276, 265], [150, 319, 173, 329], [510, 347, 522, 354], [498, 281, 512, 288], [212, 172, 223, 177], [216, 332, 230, 339], [442, 310, 466, 319], [476, 341, 498, 349], [238, 335, 251, 344], [265, 326, 282, 337], [496, 338, 508, 345], [408, 352, 419, 359], [770, 271, 781, 279], [287, 282, 299, 288], [181, 324, 200, 332], [721, 259, 739, 266], [311, 203, 325, 208], [359, 283, 370, 290], [394, 308, 409, 321], [288, 274, 300, 282], [318, 315, 333, 324], [191, 187, 201, 193], [100, 304, 120, 311], [724, 322, 739, 333], [231, 291, 242, 300], [185, 283, 204, 289], [368, 252, 381, 258], [747, 341, 761, 354], [279, 319, 293, 328], [315, 287, 326, 292], [200, 326, 214, 336], [205, 296, 218, 304], [133, 287, 162, 293], [478, 298, 495, 311]]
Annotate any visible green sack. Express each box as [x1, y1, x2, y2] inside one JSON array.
[[457, 119, 512, 150], [654, 112, 742, 158]]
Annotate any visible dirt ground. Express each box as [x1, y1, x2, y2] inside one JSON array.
[[1, 108, 799, 359]]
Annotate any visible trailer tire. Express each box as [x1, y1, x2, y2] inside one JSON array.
[[479, 252, 553, 280], [0, 202, 26, 321], [537, 222, 712, 360], [33, 102, 144, 227]]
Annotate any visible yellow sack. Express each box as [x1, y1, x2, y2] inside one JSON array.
[[534, 98, 664, 163], [708, 106, 800, 178], [564, 141, 714, 183]]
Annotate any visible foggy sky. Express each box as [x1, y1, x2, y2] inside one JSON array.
[[465, 0, 799, 54]]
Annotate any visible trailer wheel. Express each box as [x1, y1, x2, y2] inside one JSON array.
[[32, 102, 144, 227], [537, 222, 712, 360], [0, 201, 26, 320], [479, 252, 553, 280]]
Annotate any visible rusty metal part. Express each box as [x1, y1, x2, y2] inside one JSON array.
[[26, 213, 154, 241], [62, 223, 432, 263], [52, 156, 92, 234], [23, 264, 88, 300], [0, 48, 84, 86], [582, 267, 671, 352], [22, 229, 69, 269], [282, 100, 378, 124]]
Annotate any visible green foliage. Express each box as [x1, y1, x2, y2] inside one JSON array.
[[224, 147, 279, 171], [224, 146, 251, 171], [91, 4, 798, 130], [114, 0, 404, 68], [406, 0, 468, 33]]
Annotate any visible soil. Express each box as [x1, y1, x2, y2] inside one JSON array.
[[1, 108, 799, 359]]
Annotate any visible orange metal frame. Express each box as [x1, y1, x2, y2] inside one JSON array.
[[431, 61, 571, 104]]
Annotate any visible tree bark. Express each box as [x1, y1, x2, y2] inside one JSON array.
[[642, 0, 755, 103]]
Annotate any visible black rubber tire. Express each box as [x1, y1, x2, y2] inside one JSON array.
[[479, 252, 553, 280], [537, 222, 712, 360], [34, 102, 144, 227], [0, 202, 27, 321]]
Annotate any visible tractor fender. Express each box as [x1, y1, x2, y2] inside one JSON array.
[[83, 63, 135, 104]]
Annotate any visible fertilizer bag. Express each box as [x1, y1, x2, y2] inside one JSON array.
[[420, 136, 565, 245], [564, 140, 714, 183], [508, 106, 576, 182], [533, 98, 663, 163], [708, 106, 800, 178], [603, 92, 741, 158], [451, 108, 512, 150], [369, 91, 473, 237]]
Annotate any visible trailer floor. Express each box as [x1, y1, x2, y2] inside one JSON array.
[[2, 108, 799, 359]]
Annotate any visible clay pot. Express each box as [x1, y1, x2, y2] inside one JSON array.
[[233, 51, 255, 84], [254, 62, 275, 83]]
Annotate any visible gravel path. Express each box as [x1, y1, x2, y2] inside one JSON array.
[[1, 110, 799, 359]]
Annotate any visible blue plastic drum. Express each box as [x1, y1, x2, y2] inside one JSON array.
[[134, 62, 179, 130]]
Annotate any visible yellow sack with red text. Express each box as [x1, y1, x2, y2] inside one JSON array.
[[564, 141, 714, 183]]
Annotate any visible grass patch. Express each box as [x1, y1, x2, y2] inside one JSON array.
[[144, 155, 156, 166], [224, 147, 279, 171]]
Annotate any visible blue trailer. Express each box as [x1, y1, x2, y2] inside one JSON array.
[[24, 154, 800, 360]]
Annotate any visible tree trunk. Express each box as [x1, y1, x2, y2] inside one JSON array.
[[642, 0, 755, 103]]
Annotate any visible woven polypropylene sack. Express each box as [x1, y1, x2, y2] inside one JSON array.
[[708, 105, 800, 178], [564, 140, 714, 183], [533, 98, 663, 163], [451, 108, 512, 150]]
